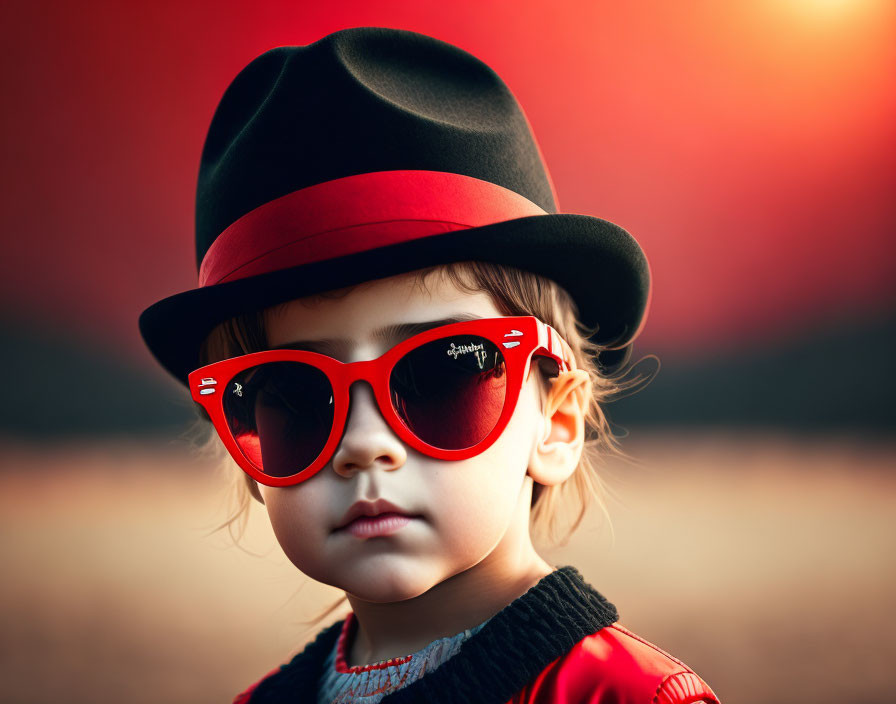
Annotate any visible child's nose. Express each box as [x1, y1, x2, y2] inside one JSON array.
[[330, 381, 407, 478]]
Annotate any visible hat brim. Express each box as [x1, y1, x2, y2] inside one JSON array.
[[139, 213, 651, 386]]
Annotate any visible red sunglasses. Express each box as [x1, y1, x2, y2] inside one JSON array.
[[189, 315, 574, 487]]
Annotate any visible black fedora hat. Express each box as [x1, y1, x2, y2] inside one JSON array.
[[139, 26, 652, 386]]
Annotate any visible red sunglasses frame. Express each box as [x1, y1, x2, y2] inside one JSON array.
[[189, 315, 574, 487]]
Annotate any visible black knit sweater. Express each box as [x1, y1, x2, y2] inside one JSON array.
[[248, 565, 619, 703]]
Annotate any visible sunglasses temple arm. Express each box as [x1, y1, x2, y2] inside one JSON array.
[[536, 321, 575, 373]]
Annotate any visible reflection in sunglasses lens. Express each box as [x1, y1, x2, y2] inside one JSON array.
[[223, 362, 334, 477], [390, 335, 506, 450]]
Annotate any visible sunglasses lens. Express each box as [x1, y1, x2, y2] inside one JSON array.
[[222, 362, 334, 478], [390, 335, 507, 450]]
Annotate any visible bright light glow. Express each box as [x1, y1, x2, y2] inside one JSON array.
[[806, 0, 857, 11], [776, 0, 885, 24]]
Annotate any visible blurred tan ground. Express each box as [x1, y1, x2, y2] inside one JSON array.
[[1, 430, 894, 704]]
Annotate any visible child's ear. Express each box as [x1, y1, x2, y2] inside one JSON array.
[[528, 369, 591, 486]]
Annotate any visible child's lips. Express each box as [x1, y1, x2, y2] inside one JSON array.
[[335, 498, 419, 531], [339, 512, 419, 538]]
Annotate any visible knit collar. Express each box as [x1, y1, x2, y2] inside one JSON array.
[[249, 565, 619, 704]]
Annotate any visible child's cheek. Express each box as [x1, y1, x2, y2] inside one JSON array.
[[434, 381, 542, 553], [259, 484, 335, 576]]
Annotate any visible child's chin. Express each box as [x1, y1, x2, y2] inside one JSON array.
[[339, 560, 442, 603]]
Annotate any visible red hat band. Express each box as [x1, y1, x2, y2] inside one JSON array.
[[198, 170, 550, 288]]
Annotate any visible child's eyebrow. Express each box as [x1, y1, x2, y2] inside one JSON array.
[[269, 313, 485, 355]]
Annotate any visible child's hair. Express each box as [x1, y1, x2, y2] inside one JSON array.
[[190, 260, 655, 629]]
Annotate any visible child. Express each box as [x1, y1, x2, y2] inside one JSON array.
[[139, 27, 721, 704]]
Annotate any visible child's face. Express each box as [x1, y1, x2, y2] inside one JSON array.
[[255, 270, 549, 603]]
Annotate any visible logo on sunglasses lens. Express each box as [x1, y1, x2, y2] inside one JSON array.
[[446, 341, 484, 359], [446, 341, 490, 369]]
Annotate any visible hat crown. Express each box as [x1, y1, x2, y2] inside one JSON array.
[[196, 27, 558, 270]]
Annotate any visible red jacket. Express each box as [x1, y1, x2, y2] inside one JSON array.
[[507, 622, 718, 703], [234, 566, 721, 703]]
